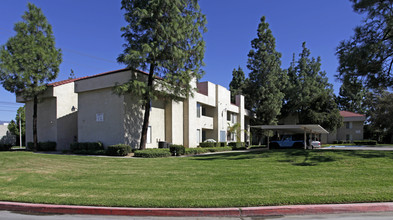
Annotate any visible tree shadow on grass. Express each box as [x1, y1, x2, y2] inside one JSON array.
[[191, 150, 268, 161], [190, 149, 393, 166]]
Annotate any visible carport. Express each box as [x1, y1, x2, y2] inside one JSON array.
[[250, 124, 329, 149]]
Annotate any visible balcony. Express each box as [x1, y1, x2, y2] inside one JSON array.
[[200, 115, 214, 130]]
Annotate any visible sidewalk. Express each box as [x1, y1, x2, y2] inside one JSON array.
[[1, 201, 393, 217]]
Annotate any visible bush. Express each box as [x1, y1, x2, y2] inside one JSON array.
[[205, 146, 232, 152], [134, 149, 171, 158], [0, 144, 12, 151], [169, 145, 185, 156], [73, 149, 106, 155], [353, 140, 377, 145], [228, 142, 246, 150], [218, 142, 227, 147], [199, 142, 216, 148], [70, 142, 104, 152], [106, 144, 132, 156], [184, 147, 208, 155], [27, 141, 56, 151]]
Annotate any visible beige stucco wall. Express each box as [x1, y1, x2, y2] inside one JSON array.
[[25, 97, 57, 144], [165, 100, 184, 145], [54, 83, 78, 150], [77, 88, 125, 147]]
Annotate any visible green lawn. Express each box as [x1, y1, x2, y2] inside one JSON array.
[[1, 150, 393, 208]]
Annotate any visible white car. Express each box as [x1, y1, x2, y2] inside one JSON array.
[[309, 140, 321, 149]]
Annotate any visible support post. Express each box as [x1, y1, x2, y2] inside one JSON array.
[[304, 130, 307, 150]]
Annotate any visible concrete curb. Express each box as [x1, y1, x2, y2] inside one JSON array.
[[2, 201, 393, 217]]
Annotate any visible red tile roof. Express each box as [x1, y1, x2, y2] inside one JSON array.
[[340, 110, 365, 118], [48, 68, 150, 87]]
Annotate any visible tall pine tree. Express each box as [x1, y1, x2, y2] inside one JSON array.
[[283, 42, 342, 131], [0, 3, 62, 150], [116, 0, 206, 149], [246, 16, 287, 125], [229, 67, 246, 103], [337, 75, 368, 114]]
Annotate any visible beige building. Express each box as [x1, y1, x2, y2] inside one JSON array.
[[19, 68, 251, 150], [323, 111, 366, 143], [17, 79, 78, 151], [279, 111, 366, 144]]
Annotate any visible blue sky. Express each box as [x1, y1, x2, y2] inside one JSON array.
[[0, 0, 364, 121]]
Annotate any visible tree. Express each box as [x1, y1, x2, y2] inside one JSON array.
[[229, 67, 246, 103], [116, 0, 206, 149], [282, 42, 342, 131], [368, 91, 393, 143], [245, 16, 287, 126], [0, 3, 62, 150], [336, 75, 368, 114], [8, 107, 26, 146], [336, 0, 393, 90]]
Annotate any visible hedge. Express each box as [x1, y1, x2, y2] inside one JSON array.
[[27, 141, 57, 151], [169, 145, 185, 156], [228, 142, 246, 150], [184, 147, 208, 155], [353, 140, 378, 145], [204, 146, 232, 152], [70, 142, 104, 151], [0, 144, 12, 151], [134, 148, 171, 158], [106, 144, 132, 156], [199, 142, 227, 148]]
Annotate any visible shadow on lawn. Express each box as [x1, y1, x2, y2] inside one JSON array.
[[191, 149, 393, 166]]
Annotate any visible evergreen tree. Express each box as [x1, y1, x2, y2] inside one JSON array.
[[116, 0, 206, 149], [246, 16, 287, 126], [229, 67, 245, 103], [336, 75, 368, 114], [8, 107, 26, 146], [283, 42, 342, 131], [336, 0, 393, 90], [368, 91, 393, 143], [0, 3, 62, 150]]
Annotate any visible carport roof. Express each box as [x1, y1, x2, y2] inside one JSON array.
[[250, 124, 329, 134]]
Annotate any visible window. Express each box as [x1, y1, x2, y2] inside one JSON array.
[[232, 113, 237, 123], [197, 103, 201, 118], [96, 113, 104, 122], [227, 112, 231, 121], [220, 131, 226, 142], [147, 126, 152, 144], [196, 129, 201, 143], [346, 122, 352, 129], [346, 134, 352, 141], [202, 106, 206, 116]]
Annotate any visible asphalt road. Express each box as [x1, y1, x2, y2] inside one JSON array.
[[3, 211, 393, 220]]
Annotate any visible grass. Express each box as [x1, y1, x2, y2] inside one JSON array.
[[1, 149, 393, 208]]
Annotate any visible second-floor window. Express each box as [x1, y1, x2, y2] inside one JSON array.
[[197, 103, 201, 118]]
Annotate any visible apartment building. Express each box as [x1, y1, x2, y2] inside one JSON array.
[[18, 68, 251, 150], [324, 111, 366, 143]]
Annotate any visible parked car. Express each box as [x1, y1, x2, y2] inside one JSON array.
[[270, 135, 321, 149], [309, 140, 321, 149], [270, 135, 304, 149]]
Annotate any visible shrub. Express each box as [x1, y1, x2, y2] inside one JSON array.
[[170, 145, 185, 156], [106, 144, 132, 156], [218, 142, 227, 147], [27, 141, 56, 151], [353, 140, 377, 145], [199, 142, 216, 148], [70, 142, 104, 155], [70, 142, 104, 151], [228, 142, 246, 150], [134, 149, 171, 158], [0, 144, 12, 151], [184, 147, 208, 155], [205, 146, 232, 152]]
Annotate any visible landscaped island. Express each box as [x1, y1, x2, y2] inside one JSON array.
[[1, 150, 393, 208]]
